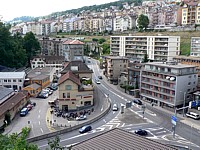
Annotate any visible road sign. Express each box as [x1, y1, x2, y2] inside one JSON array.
[[171, 115, 177, 126]]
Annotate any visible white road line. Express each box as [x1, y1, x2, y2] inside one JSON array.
[[38, 115, 40, 118], [39, 110, 41, 113], [146, 127, 163, 131], [103, 119, 106, 123], [40, 128, 43, 133], [38, 121, 40, 125], [156, 131, 166, 134], [121, 123, 125, 127], [101, 106, 103, 111]]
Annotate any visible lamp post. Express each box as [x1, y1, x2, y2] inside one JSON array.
[[183, 92, 186, 117]]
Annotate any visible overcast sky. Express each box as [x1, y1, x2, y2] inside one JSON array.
[[0, 0, 117, 21]]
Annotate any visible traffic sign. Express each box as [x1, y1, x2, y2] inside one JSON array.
[[171, 115, 177, 125]]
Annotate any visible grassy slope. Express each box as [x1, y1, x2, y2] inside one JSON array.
[[57, 30, 200, 55]]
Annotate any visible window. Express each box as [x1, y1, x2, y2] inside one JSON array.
[[187, 89, 191, 92], [19, 79, 22, 82], [72, 102, 74, 104], [81, 101, 83, 104], [13, 79, 16, 82], [4, 80, 7, 82], [67, 93, 70, 98], [65, 85, 72, 90], [194, 75, 196, 78], [8, 80, 11, 82], [63, 93, 66, 98], [188, 82, 191, 85], [193, 82, 196, 84]]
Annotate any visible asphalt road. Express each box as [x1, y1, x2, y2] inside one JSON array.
[[33, 58, 200, 150]]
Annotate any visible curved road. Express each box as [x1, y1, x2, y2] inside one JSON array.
[[33, 58, 200, 150]]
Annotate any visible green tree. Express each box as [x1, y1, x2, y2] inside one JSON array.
[[102, 43, 110, 54], [137, 14, 149, 31], [47, 136, 65, 150], [92, 38, 98, 42], [98, 38, 106, 44], [23, 32, 40, 66], [0, 127, 38, 150], [142, 53, 149, 63]]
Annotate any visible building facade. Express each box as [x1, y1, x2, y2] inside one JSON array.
[[0, 72, 26, 91], [190, 37, 200, 56], [110, 36, 180, 62], [140, 61, 198, 108], [103, 56, 129, 84]]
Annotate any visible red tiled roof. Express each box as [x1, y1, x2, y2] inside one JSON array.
[[63, 40, 84, 45], [58, 71, 81, 86]]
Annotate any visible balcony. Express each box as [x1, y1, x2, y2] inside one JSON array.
[[141, 73, 176, 82]]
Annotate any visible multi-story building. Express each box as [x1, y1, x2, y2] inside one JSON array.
[[128, 63, 143, 88], [0, 72, 26, 91], [58, 61, 94, 111], [140, 61, 198, 108], [103, 56, 128, 84], [190, 37, 200, 56], [110, 36, 180, 62], [173, 55, 200, 90], [181, 2, 200, 26], [62, 40, 84, 62], [30, 55, 65, 74], [39, 37, 65, 56]]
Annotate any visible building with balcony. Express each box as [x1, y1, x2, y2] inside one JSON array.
[[110, 36, 180, 62], [62, 40, 84, 62], [140, 61, 198, 108], [191, 37, 200, 56], [173, 55, 200, 90], [103, 56, 128, 84]]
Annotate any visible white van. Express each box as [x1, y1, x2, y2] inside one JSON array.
[[186, 112, 200, 120]]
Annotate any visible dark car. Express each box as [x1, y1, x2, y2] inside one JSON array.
[[31, 102, 36, 107], [133, 99, 143, 105], [134, 129, 148, 136], [98, 76, 103, 79], [79, 125, 92, 134]]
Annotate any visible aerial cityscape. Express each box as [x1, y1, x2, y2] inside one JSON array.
[[0, 0, 200, 149]]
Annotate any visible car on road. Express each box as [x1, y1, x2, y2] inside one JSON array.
[[98, 76, 103, 79], [186, 112, 200, 120], [76, 115, 87, 121], [95, 79, 101, 84], [112, 104, 118, 111], [134, 129, 148, 136], [133, 99, 143, 105], [20, 108, 29, 117], [79, 125, 92, 134]]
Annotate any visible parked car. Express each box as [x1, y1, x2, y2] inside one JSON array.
[[79, 125, 92, 134], [134, 129, 148, 136], [76, 115, 87, 121], [27, 104, 33, 111], [186, 112, 200, 120], [48, 90, 53, 95], [20, 108, 29, 117], [95, 79, 101, 84], [31, 102, 36, 107], [112, 104, 118, 111], [132, 99, 143, 105]]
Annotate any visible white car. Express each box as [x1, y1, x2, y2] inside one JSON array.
[[186, 112, 200, 120], [95, 79, 101, 84], [76, 115, 87, 121], [112, 104, 118, 111]]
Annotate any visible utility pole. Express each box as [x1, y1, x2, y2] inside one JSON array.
[[183, 92, 186, 117]]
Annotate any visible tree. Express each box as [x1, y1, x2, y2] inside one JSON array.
[[23, 32, 40, 66], [102, 43, 110, 54], [92, 38, 98, 42], [143, 53, 149, 63], [47, 136, 65, 150], [137, 14, 149, 31], [0, 127, 39, 150], [98, 38, 106, 44]]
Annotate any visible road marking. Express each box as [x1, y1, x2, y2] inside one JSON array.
[[156, 131, 166, 134], [39, 110, 41, 113], [38, 115, 40, 118], [39, 121, 40, 125], [121, 123, 125, 127], [103, 119, 106, 123], [40, 128, 43, 133], [101, 105, 103, 111], [113, 111, 115, 114]]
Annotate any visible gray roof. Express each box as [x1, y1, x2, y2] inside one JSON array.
[[71, 128, 177, 150], [145, 62, 196, 69], [0, 72, 25, 79], [32, 74, 48, 80], [0, 87, 14, 104]]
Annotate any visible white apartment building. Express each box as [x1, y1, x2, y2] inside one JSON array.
[[191, 37, 200, 57], [140, 61, 198, 108], [110, 36, 180, 61], [0, 72, 26, 91], [113, 15, 136, 31]]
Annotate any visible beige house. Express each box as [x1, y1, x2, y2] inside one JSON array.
[[58, 69, 94, 111]]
